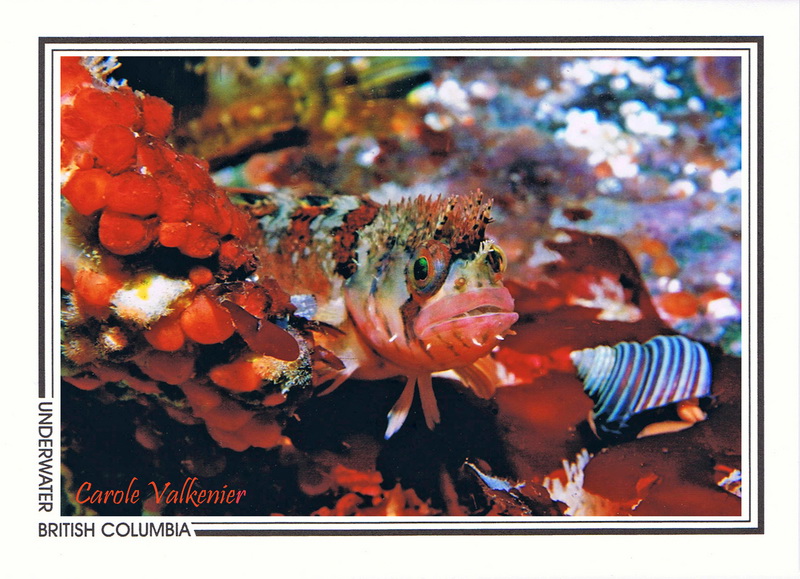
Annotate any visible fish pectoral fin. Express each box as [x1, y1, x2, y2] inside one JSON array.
[[453, 356, 501, 399], [314, 348, 361, 396], [417, 373, 440, 430], [385, 376, 417, 439], [316, 367, 356, 396]]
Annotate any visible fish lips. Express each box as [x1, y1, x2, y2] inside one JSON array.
[[413, 287, 519, 342]]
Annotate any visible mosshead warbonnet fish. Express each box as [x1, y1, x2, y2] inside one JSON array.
[[237, 189, 518, 438]]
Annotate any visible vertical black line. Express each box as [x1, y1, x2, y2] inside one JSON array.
[[750, 44, 756, 527], [748, 45, 754, 527], [38, 40, 46, 398], [755, 36, 765, 534]]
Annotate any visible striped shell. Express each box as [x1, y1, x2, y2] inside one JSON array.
[[570, 335, 712, 440]]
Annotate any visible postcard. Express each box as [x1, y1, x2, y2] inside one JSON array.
[[11, 5, 799, 575]]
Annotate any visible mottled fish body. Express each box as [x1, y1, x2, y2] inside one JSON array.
[[238, 189, 518, 437]]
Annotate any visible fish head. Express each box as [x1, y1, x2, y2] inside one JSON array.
[[344, 193, 518, 373], [406, 239, 519, 367]]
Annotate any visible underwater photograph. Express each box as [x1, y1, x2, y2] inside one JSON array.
[[56, 50, 748, 521]]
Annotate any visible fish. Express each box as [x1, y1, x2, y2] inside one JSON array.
[[236, 189, 519, 438], [570, 335, 712, 442]]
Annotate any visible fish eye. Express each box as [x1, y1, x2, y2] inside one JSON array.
[[485, 243, 506, 275], [413, 256, 430, 281], [408, 240, 450, 298]]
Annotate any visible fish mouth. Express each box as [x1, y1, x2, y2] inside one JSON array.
[[414, 287, 518, 342]]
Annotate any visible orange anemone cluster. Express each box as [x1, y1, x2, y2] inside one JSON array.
[[61, 58, 255, 262], [60, 57, 312, 452]]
